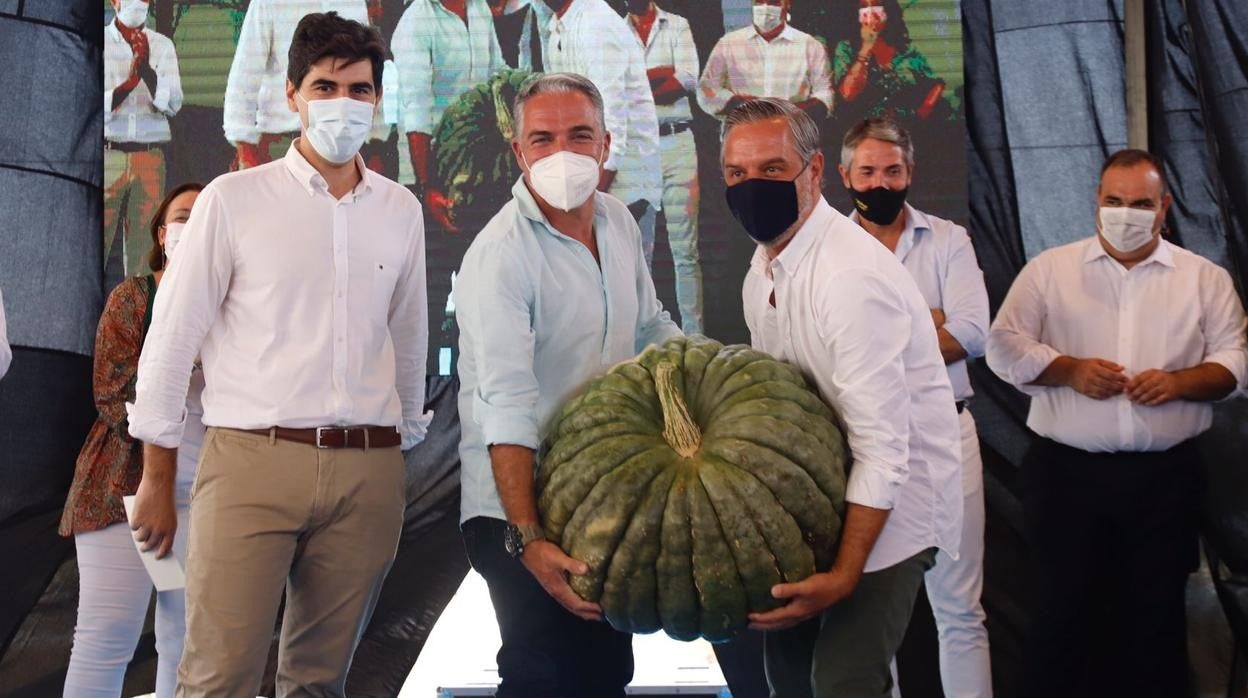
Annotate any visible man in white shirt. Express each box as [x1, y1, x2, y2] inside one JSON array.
[[841, 117, 993, 698], [987, 149, 1248, 698], [541, 0, 663, 263], [698, 0, 833, 123], [393, 0, 505, 232], [222, 0, 369, 169], [104, 0, 183, 277], [128, 14, 430, 695], [455, 73, 680, 697], [728, 98, 962, 697], [625, 0, 703, 335]]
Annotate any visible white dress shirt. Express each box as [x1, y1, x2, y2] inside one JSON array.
[[851, 204, 990, 401], [544, 0, 662, 208], [628, 5, 699, 125], [743, 198, 963, 573], [987, 237, 1248, 453], [128, 143, 432, 450], [222, 0, 369, 145], [393, 0, 505, 136], [455, 177, 681, 523], [698, 23, 834, 118], [0, 289, 10, 379], [104, 20, 183, 144]]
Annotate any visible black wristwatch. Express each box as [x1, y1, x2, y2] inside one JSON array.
[[504, 522, 546, 558]]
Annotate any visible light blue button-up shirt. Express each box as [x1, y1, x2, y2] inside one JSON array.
[[455, 177, 681, 524], [852, 204, 990, 400]]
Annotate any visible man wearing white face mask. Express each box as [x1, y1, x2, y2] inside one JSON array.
[[698, 0, 833, 123], [128, 13, 430, 696], [104, 0, 183, 279], [454, 73, 680, 697], [987, 149, 1248, 698]]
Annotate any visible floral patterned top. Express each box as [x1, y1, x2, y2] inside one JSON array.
[[832, 39, 956, 119], [59, 275, 155, 535]]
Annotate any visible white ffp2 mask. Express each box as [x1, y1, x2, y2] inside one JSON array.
[[1098, 206, 1158, 253], [298, 94, 375, 165], [523, 150, 602, 212], [753, 4, 783, 32], [164, 222, 186, 260]]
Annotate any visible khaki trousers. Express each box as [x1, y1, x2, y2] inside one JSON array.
[[176, 427, 406, 698]]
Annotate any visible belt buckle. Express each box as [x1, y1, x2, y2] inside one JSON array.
[[315, 426, 349, 449]]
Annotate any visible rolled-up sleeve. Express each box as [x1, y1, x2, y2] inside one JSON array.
[[151, 36, 183, 118], [389, 196, 433, 449], [697, 38, 734, 117], [222, 0, 270, 145], [817, 269, 912, 510], [986, 257, 1062, 396], [672, 17, 700, 94], [940, 225, 990, 360], [581, 28, 634, 171], [459, 241, 542, 450], [1200, 264, 1248, 394], [128, 185, 234, 447], [806, 36, 834, 111]]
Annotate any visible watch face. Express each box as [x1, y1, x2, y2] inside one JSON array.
[[504, 524, 522, 557]]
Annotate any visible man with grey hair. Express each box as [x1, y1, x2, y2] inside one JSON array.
[[455, 72, 681, 697], [726, 98, 962, 697], [840, 117, 993, 698]]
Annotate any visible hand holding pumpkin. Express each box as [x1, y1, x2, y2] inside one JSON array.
[[521, 540, 604, 622], [746, 567, 860, 632]]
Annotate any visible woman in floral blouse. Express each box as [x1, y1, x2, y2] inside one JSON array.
[[61, 182, 205, 698]]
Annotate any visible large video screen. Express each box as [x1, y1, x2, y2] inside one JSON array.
[[103, 0, 965, 375]]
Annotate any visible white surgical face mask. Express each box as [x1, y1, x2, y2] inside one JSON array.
[[523, 149, 603, 212], [753, 4, 783, 32], [116, 0, 149, 28], [297, 94, 375, 165], [1098, 206, 1158, 253], [164, 222, 186, 260]]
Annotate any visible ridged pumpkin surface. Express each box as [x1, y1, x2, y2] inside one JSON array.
[[537, 335, 849, 642]]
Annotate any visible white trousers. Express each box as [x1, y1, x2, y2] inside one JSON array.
[[657, 128, 703, 335], [65, 391, 202, 698], [893, 408, 993, 697]]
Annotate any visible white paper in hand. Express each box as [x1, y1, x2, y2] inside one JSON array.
[[122, 495, 186, 592]]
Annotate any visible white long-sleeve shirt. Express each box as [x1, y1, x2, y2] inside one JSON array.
[[393, 0, 505, 136], [851, 204, 990, 401], [128, 143, 432, 450], [697, 23, 833, 118], [987, 237, 1248, 452], [743, 198, 963, 573], [104, 20, 182, 144], [544, 0, 662, 208], [627, 5, 699, 125], [455, 177, 681, 523], [221, 0, 369, 145]]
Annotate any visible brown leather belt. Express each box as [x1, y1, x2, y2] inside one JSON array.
[[240, 426, 401, 449]]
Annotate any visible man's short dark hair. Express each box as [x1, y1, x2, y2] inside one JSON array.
[[1100, 148, 1168, 193], [288, 12, 389, 91]]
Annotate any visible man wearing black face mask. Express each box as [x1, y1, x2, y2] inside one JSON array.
[[840, 117, 993, 697], [726, 98, 963, 697]]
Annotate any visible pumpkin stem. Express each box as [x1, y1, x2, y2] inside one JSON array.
[[653, 361, 702, 458]]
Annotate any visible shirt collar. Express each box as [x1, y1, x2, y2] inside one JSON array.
[[503, 0, 530, 13], [283, 139, 374, 199], [511, 175, 608, 234], [1082, 235, 1176, 269], [848, 201, 927, 260], [750, 23, 797, 43], [751, 197, 834, 278], [553, 0, 587, 27]]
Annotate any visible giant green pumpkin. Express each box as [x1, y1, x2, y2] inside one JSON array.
[[537, 336, 850, 642]]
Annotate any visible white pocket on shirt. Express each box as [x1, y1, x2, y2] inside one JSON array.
[[372, 262, 400, 321]]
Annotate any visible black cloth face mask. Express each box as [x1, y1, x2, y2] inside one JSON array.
[[725, 161, 810, 244], [849, 185, 909, 225]]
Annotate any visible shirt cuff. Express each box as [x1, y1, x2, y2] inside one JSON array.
[[401, 409, 435, 450], [152, 86, 172, 115], [942, 319, 985, 361], [1203, 352, 1248, 400], [845, 458, 902, 510], [477, 407, 540, 451], [125, 401, 188, 448], [1008, 344, 1063, 392]]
